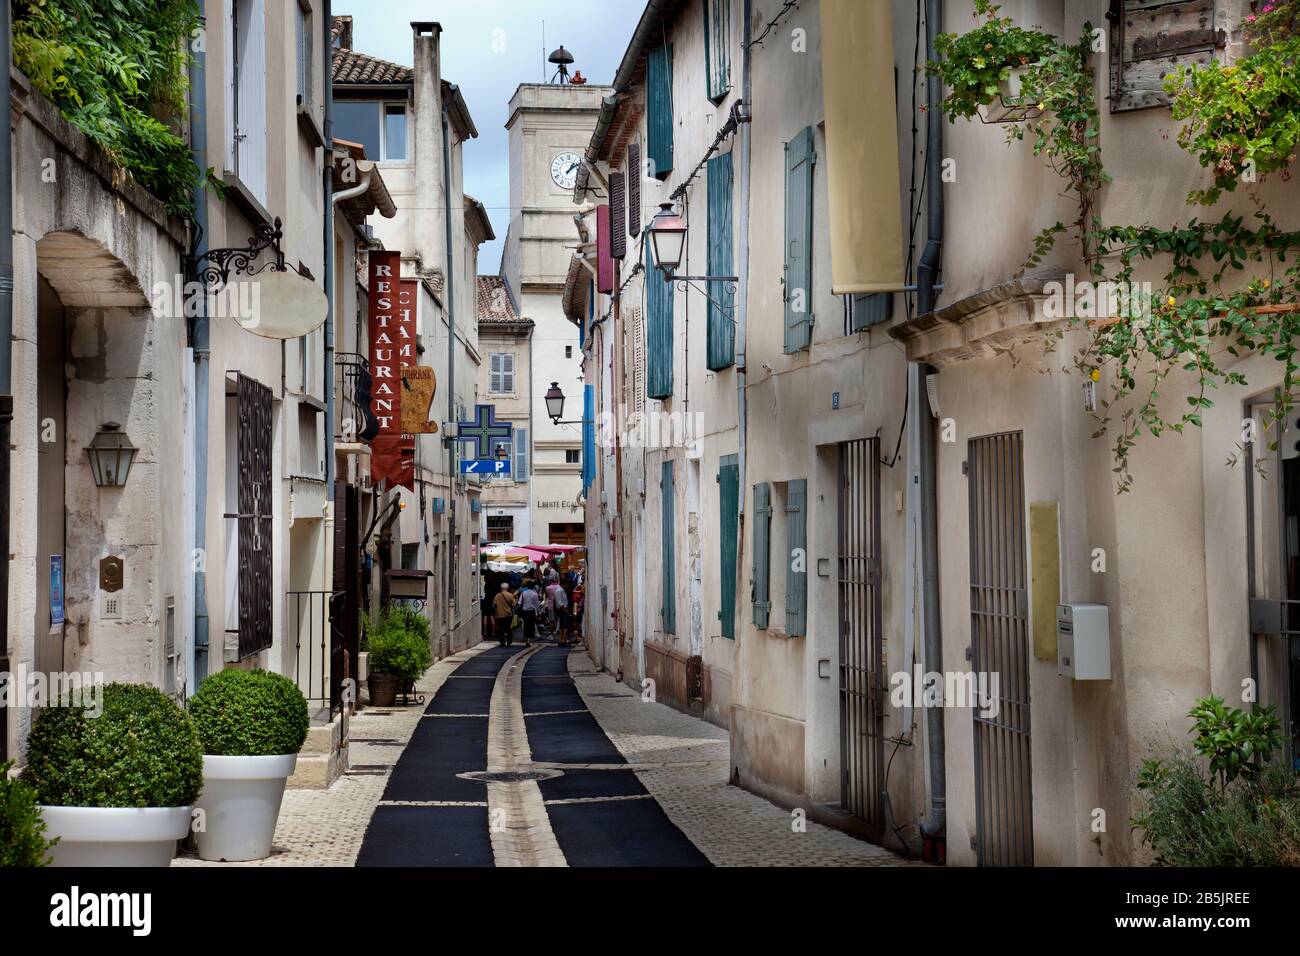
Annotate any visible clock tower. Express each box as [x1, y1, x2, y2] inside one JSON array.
[[499, 74, 611, 545]]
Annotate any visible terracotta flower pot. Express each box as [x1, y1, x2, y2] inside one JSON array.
[[367, 673, 400, 707]]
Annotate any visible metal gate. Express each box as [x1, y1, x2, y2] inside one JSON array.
[[838, 437, 883, 829], [967, 431, 1034, 866], [236, 374, 273, 660]]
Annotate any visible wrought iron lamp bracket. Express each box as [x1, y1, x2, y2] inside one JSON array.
[[189, 217, 289, 290], [663, 271, 741, 324]]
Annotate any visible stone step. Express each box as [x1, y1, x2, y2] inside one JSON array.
[[288, 742, 349, 790], [301, 719, 341, 756]]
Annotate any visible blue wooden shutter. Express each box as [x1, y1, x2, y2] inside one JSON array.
[[783, 126, 816, 353], [706, 152, 735, 370], [661, 460, 676, 633], [647, 44, 673, 179], [646, 241, 674, 399], [704, 0, 731, 102], [849, 292, 892, 333], [718, 455, 739, 639], [752, 482, 771, 628], [785, 478, 807, 636], [582, 386, 596, 492]]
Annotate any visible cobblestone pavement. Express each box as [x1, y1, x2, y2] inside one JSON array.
[[176, 644, 492, 867], [566, 651, 911, 867]]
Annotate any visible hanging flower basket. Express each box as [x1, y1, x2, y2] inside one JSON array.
[[978, 64, 1045, 124]]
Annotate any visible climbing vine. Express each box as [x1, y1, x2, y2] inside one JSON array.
[[928, 1, 1300, 492], [13, 0, 209, 217]]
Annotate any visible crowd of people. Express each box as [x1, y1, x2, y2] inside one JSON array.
[[482, 558, 585, 649]]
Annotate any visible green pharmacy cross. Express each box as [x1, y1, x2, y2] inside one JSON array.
[[456, 404, 513, 459]]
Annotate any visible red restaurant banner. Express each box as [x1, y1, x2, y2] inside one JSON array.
[[368, 252, 416, 489]]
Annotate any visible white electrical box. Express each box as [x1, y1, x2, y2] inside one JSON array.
[[1057, 603, 1110, 680]]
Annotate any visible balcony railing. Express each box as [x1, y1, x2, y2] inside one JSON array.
[[335, 352, 372, 444]]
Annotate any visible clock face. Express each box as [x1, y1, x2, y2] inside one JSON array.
[[551, 151, 583, 189]]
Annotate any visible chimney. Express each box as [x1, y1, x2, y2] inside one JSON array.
[[411, 21, 446, 281]]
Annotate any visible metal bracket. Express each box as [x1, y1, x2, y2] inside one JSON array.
[[189, 217, 289, 290]]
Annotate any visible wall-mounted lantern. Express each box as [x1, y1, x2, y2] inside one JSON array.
[[86, 423, 138, 488], [647, 201, 739, 320]]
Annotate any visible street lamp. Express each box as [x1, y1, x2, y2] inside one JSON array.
[[85, 422, 138, 488], [544, 383, 592, 426], [646, 202, 739, 321], [647, 202, 688, 273]]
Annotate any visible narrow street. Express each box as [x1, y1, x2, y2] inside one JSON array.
[[180, 638, 907, 868]]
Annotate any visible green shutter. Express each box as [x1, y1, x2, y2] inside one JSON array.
[[785, 478, 807, 636], [647, 44, 673, 179], [718, 455, 739, 639], [646, 241, 674, 399], [661, 459, 676, 634], [704, 0, 731, 102], [783, 126, 816, 353], [706, 152, 735, 370], [752, 482, 771, 628]]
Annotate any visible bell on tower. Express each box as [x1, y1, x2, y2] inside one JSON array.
[[548, 45, 575, 84]]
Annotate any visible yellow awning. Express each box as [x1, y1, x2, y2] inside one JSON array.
[[819, 0, 905, 294]]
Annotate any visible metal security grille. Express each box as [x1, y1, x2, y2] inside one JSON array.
[[237, 374, 273, 660], [838, 437, 883, 829], [967, 431, 1033, 866]]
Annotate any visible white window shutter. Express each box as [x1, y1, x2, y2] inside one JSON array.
[[513, 427, 528, 480], [236, 0, 268, 205], [224, 0, 236, 174]]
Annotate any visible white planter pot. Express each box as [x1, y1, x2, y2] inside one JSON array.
[[194, 754, 297, 862], [358, 651, 369, 682], [977, 64, 1045, 124], [40, 805, 193, 867]]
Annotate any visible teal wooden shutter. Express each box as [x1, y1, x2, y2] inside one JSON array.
[[706, 152, 735, 370], [752, 482, 771, 628], [704, 0, 731, 102], [661, 460, 676, 633], [783, 126, 816, 353], [785, 478, 807, 636], [646, 241, 674, 399], [647, 44, 673, 179], [718, 455, 739, 639]]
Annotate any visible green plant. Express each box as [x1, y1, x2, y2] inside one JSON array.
[[12, 0, 208, 217], [1132, 751, 1300, 865], [366, 608, 433, 683], [1165, 36, 1300, 205], [1187, 695, 1283, 787], [927, 0, 1056, 121], [22, 683, 203, 808], [188, 669, 310, 757], [0, 763, 55, 867]]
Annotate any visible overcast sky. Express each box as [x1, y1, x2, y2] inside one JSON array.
[[345, 1, 637, 273]]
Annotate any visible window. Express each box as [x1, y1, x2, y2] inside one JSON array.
[[227, 0, 268, 204], [489, 352, 515, 393], [401, 543, 419, 570], [565, 345, 573, 359], [783, 126, 816, 353], [704, 0, 732, 102], [1108, 1, 1224, 113], [706, 152, 734, 369], [661, 460, 676, 634], [486, 516, 513, 543], [513, 427, 528, 480], [296, 2, 313, 109], [565, 449, 580, 464], [647, 44, 673, 179], [334, 100, 408, 161]]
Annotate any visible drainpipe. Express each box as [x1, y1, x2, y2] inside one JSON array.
[[0, 0, 14, 757], [736, 0, 752, 518], [442, 105, 455, 660], [323, 0, 335, 578], [188, 1, 211, 687], [916, 0, 946, 855]]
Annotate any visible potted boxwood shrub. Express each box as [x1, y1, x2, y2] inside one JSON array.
[[188, 668, 309, 862], [23, 683, 202, 867], [1, 762, 55, 867], [366, 607, 432, 706]]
